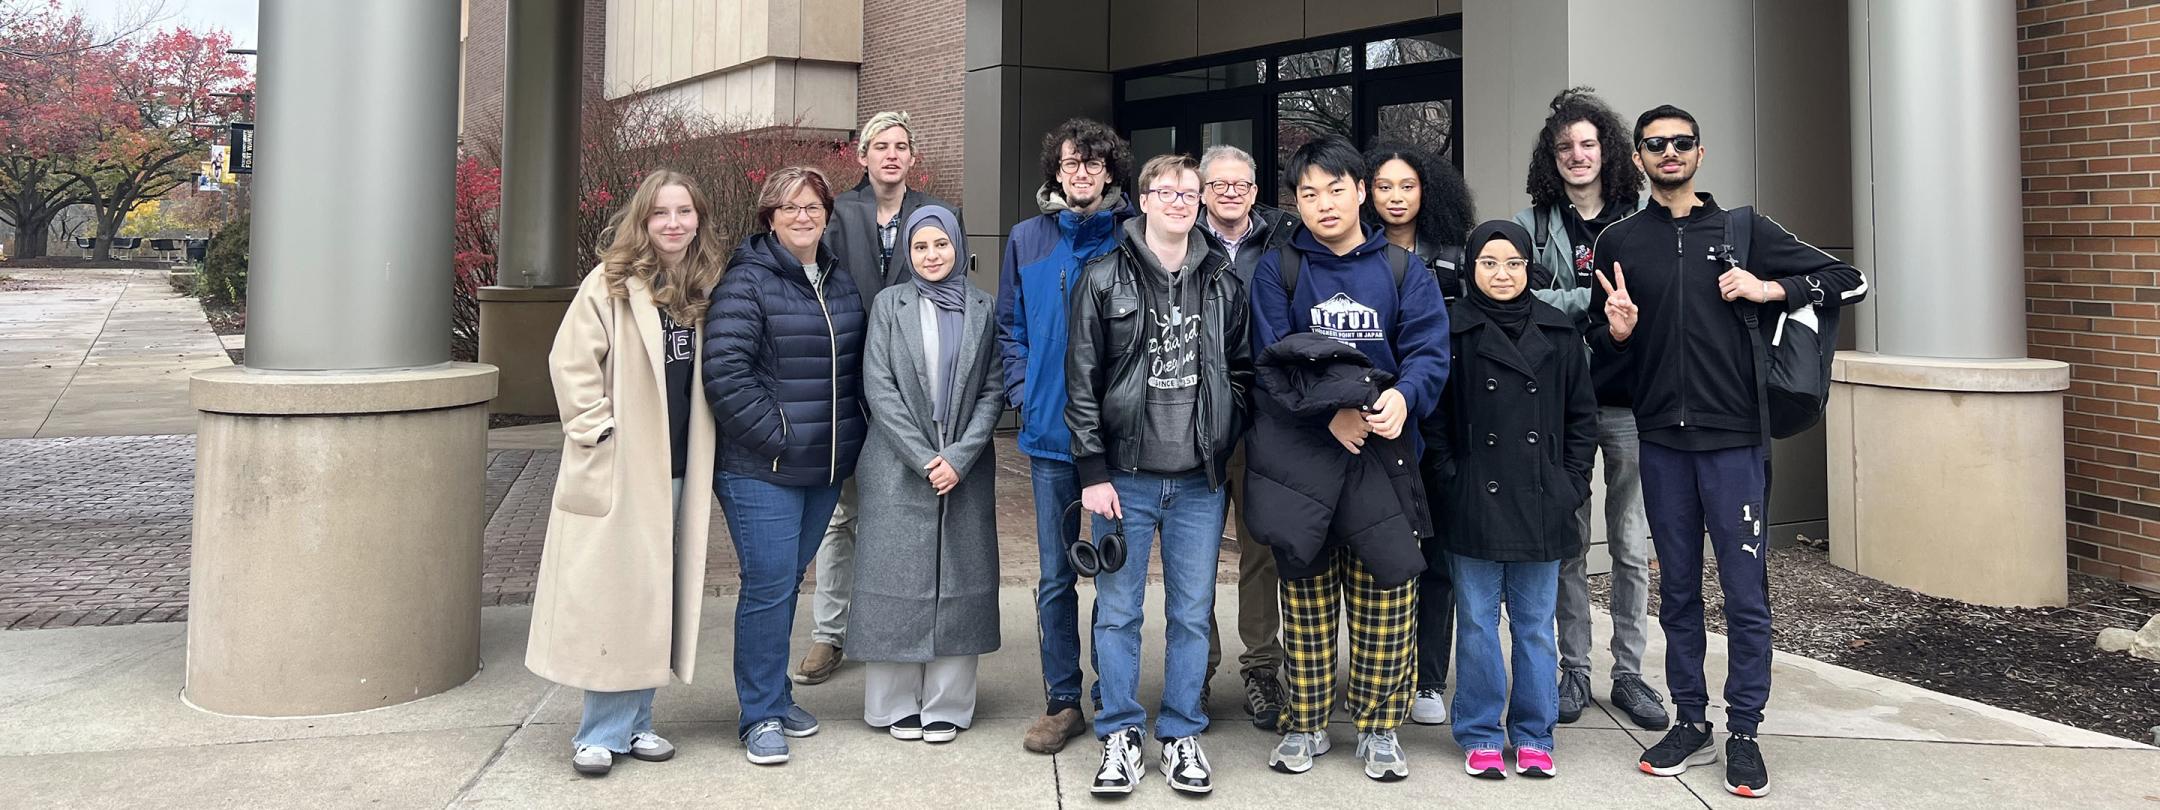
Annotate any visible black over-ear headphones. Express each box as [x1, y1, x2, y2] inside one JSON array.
[[1062, 500, 1127, 577]]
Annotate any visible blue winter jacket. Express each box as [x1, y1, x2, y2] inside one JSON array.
[[994, 186, 1133, 461], [702, 232, 868, 487]]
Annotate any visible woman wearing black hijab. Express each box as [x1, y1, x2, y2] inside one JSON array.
[[1424, 220, 1598, 780]]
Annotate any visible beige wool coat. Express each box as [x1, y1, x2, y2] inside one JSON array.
[[525, 268, 716, 692]]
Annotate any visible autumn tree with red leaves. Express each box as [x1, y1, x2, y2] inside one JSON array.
[[0, 1, 125, 258], [70, 27, 249, 260]]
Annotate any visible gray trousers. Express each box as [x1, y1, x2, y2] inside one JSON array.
[[863, 656, 980, 728], [811, 478, 858, 646], [1557, 406, 1652, 678]]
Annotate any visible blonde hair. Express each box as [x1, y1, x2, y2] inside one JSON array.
[[856, 111, 912, 158], [1137, 153, 1200, 191], [601, 170, 727, 325]]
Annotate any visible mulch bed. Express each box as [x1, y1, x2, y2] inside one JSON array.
[[1592, 543, 2160, 743], [488, 414, 559, 430], [0, 256, 174, 270], [199, 300, 244, 336], [0, 274, 56, 291]]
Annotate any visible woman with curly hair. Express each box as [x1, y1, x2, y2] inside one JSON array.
[[1363, 141, 1476, 300], [527, 169, 726, 778]]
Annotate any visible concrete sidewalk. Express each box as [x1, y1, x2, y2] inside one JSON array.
[[0, 268, 227, 439], [1, 587, 2151, 809]]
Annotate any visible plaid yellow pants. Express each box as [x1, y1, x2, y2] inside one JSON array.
[[1278, 546, 1417, 734]]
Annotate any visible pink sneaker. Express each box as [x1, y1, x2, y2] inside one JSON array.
[[1464, 748, 1506, 779], [1515, 746, 1556, 778]]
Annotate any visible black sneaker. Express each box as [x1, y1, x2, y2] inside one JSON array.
[[1090, 726, 1144, 795], [1639, 722, 1718, 776], [1610, 675, 1671, 731], [1242, 668, 1286, 731], [1158, 735, 1213, 794], [1724, 734, 1770, 798], [1557, 668, 1590, 724], [888, 714, 924, 741]]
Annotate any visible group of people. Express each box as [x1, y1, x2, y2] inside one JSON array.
[[523, 87, 1867, 802]]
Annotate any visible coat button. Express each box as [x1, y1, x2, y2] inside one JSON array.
[[1486, 433, 1497, 446], [1396, 458, 1405, 466], [1485, 378, 1498, 391], [1525, 381, 1539, 394], [1527, 431, 1540, 444], [1486, 481, 1500, 494]]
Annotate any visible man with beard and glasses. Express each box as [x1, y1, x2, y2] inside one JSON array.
[[996, 118, 1135, 756], [798, 111, 963, 688], [1511, 87, 1667, 733], [1588, 105, 1867, 799]]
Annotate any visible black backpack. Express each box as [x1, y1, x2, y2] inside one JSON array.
[[1724, 206, 1840, 441]]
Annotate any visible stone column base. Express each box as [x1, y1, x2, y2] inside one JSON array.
[[185, 363, 498, 716], [1827, 353, 2070, 607], [477, 285, 576, 417]]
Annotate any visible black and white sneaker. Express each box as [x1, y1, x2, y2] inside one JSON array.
[[1639, 722, 1719, 777], [1159, 735, 1213, 794], [1724, 734, 1770, 798], [924, 721, 961, 744], [1090, 726, 1145, 795], [888, 714, 924, 741]]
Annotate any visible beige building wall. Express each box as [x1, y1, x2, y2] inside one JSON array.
[[604, 0, 864, 131]]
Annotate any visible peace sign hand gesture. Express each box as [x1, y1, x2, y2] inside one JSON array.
[[1596, 262, 1639, 343]]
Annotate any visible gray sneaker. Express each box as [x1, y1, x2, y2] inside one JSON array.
[[1356, 729, 1409, 782], [1268, 730, 1331, 774], [1611, 675, 1671, 730], [743, 718, 789, 765], [571, 744, 612, 776], [626, 731, 675, 762], [1557, 668, 1591, 724], [781, 704, 820, 737]]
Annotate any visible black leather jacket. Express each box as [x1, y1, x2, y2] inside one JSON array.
[[1064, 227, 1254, 489]]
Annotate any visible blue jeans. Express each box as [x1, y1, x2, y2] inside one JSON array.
[[1090, 469, 1224, 740], [716, 471, 844, 736], [1030, 457, 1098, 714], [1449, 553, 1561, 753], [1639, 442, 1771, 735], [574, 688, 656, 752]]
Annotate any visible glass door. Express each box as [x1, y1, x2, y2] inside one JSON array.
[[1360, 65, 1464, 167]]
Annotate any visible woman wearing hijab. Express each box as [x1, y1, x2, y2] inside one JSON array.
[[849, 205, 1005, 744], [1425, 220, 1598, 780]]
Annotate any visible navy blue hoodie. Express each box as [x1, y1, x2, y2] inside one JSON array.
[[1250, 228, 1452, 431]]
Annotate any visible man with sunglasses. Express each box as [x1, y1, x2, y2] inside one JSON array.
[[997, 118, 1134, 756], [1066, 153, 1254, 795], [1195, 144, 1302, 732], [1587, 105, 1867, 799]]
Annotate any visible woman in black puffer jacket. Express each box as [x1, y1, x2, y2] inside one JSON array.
[[700, 165, 867, 765]]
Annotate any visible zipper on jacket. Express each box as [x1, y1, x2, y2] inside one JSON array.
[[1673, 221, 1690, 428], [815, 276, 840, 485], [776, 408, 789, 471]]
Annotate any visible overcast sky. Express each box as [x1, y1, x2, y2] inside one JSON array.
[[77, 0, 257, 50]]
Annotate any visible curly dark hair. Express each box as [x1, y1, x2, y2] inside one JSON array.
[[1038, 117, 1133, 192], [1362, 140, 1475, 249], [1524, 87, 1643, 210]]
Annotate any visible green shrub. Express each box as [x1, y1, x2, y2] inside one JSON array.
[[200, 215, 248, 305]]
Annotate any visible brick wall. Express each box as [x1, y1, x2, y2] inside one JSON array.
[[857, 0, 967, 206], [459, 0, 608, 153], [2018, 0, 2160, 591]]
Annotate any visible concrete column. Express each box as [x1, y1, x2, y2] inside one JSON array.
[[479, 0, 582, 416], [186, 0, 497, 716], [1832, 0, 2069, 606]]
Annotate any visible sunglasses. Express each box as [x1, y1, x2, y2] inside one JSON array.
[[1638, 135, 1699, 154]]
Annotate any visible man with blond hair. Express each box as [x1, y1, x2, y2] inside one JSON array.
[[796, 110, 963, 687]]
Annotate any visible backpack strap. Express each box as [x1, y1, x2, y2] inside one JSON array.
[[1278, 245, 1302, 298], [1533, 205, 1551, 252], [1385, 243, 1411, 289], [1724, 205, 1773, 447]]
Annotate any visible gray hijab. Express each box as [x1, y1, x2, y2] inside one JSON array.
[[903, 205, 967, 424]]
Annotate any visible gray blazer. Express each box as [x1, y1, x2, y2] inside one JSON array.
[[847, 281, 1004, 662], [824, 184, 965, 303]]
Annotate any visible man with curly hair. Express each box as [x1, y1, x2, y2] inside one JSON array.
[[1512, 87, 1667, 734], [996, 117, 1134, 755]]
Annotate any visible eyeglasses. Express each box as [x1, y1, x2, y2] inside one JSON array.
[[1147, 187, 1200, 206], [777, 203, 826, 219], [1058, 157, 1108, 176], [1475, 258, 1530, 273], [1204, 180, 1255, 197], [1637, 135, 1699, 155]]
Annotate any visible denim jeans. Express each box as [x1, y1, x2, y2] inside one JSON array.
[[1558, 405, 1653, 678], [716, 471, 844, 736], [574, 688, 657, 752], [1029, 456, 1097, 714], [1090, 468, 1224, 740], [1449, 553, 1561, 753]]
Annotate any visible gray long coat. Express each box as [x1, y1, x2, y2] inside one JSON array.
[[849, 281, 1004, 663]]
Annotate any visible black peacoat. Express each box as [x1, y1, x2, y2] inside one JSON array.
[[1424, 297, 1598, 563]]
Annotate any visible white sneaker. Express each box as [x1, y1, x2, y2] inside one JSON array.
[[1268, 730, 1332, 774], [627, 731, 675, 762], [1410, 688, 1449, 725], [1357, 729, 1409, 782], [1090, 727, 1145, 795], [571, 744, 612, 776], [1159, 735, 1213, 794]]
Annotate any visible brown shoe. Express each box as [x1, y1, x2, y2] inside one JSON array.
[[1021, 708, 1088, 754], [791, 641, 842, 685]]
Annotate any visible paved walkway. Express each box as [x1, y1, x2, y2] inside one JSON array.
[[0, 267, 227, 438], [0, 589, 2153, 808]]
